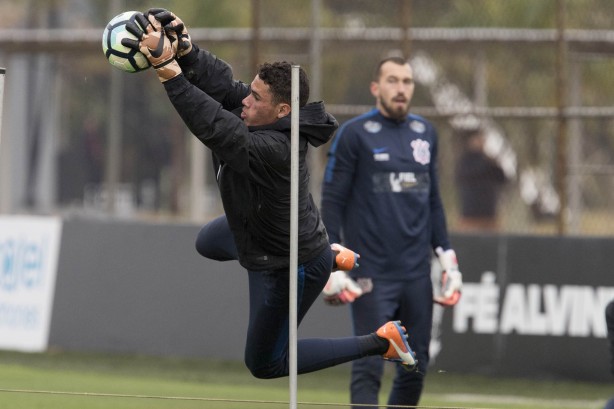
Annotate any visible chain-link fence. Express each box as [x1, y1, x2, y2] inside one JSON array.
[[0, 0, 612, 236]]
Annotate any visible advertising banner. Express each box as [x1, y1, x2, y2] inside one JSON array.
[[0, 216, 62, 352], [38, 219, 614, 381], [432, 234, 614, 381]]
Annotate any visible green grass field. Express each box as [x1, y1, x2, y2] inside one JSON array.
[[0, 350, 612, 409]]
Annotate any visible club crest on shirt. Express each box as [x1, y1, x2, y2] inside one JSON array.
[[363, 121, 382, 133], [409, 120, 426, 133], [411, 139, 430, 165]]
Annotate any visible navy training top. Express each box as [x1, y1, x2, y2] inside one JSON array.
[[321, 109, 451, 281]]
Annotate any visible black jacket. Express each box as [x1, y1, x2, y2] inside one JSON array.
[[455, 150, 506, 218], [163, 46, 338, 271]]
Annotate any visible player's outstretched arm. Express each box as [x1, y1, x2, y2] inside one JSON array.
[[141, 8, 246, 109]]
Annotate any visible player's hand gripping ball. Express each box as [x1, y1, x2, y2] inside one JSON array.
[[145, 8, 193, 58], [120, 12, 182, 82], [102, 11, 152, 73]]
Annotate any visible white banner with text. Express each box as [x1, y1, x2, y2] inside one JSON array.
[[0, 216, 62, 352]]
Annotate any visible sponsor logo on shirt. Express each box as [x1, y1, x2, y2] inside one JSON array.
[[372, 147, 389, 161], [389, 172, 417, 192], [372, 172, 429, 193]]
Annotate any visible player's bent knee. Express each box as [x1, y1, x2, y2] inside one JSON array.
[[194, 237, 216, 259], [244, 357, 286, 379], [194, 232, 236, 261], [246, 363, 285, 380]]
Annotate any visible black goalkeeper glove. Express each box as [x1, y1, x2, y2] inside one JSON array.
[[145, 8, 193, 58], [121, 12, 182, 82]]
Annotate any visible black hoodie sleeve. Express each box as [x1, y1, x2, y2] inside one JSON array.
[[163, 75, 250, 175], [176, 44, 248, 111]]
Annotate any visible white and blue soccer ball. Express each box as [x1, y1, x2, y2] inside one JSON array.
[[102, 11, 151, 73]]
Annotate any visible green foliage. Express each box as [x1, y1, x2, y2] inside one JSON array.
[[447, 0, 557, 28], [165, 0, 250, 27], [3, 0, 613, 231]]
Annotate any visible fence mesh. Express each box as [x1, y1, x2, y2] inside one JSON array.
[[0, 0, 612, 236]]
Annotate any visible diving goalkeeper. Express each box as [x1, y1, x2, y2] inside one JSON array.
[[121, 9, 417, 380]]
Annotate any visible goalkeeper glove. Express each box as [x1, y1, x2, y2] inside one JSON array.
[[122, 12, 181, 82], [433, 247, 462, 307], [322, 271, 364, 306], [145, 8, 193, 58], [331, 243, 360, 271]]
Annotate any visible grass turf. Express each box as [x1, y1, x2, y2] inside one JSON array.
[[0, 350, 612, 409]]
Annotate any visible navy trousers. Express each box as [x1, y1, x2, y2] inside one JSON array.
[[196, 215, 370, 378], [349, 275, 433, 408]]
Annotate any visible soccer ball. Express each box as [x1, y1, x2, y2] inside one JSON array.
[[102, 11, 151, 73]]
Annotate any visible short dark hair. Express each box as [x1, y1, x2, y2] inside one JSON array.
[[373, 56, 409, 81], [257, 61, 309, 107]]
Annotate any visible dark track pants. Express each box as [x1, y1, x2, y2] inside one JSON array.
[[195, 215, 370, 378], [349, 275, 433, 408]]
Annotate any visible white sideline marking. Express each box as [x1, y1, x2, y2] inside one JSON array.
[[435, 393, 604, 408]]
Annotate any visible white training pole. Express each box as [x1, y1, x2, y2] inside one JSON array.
[[289, 65, 300, 409], [0, 68, 5, 150], [0, 67, 5, 213]]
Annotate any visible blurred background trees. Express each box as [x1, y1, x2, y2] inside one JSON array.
[[0, 0, 613, 236]]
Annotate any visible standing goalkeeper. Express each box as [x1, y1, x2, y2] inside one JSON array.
[[320, 56, 462, 408], [121, 10, 418, 379]]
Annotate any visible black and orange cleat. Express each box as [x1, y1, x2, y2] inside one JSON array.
[[376, 320, 417, 369]]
